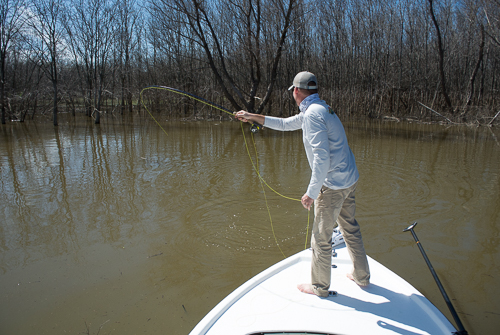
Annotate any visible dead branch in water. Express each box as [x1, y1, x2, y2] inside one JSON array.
[[418, 101, 456, 124], [488, 110, 500, 126]]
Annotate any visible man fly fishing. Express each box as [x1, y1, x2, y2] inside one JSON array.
[[235, 71, 370, 297]]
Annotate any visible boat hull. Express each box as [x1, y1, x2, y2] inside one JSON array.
[[189, 245, 457, 335]]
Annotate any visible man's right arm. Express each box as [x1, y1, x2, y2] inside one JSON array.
[[235, 110, 303, 131]]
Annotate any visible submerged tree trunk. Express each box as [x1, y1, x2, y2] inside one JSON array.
[[52, 79, 58, 125], [1, 66, 5, 124]]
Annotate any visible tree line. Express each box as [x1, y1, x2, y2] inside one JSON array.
[[1, 0, 499, 126]]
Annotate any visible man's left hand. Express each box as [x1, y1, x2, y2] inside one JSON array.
[[301, 194, 314, 210]]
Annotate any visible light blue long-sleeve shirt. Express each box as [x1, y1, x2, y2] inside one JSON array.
[[263, 94, 359, 199]]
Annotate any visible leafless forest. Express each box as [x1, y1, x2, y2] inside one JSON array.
[[1, 0, 500, 125]]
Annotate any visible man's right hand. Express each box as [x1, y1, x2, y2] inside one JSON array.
[[234, 110, 251, 122], [234, 111, 266, 126]]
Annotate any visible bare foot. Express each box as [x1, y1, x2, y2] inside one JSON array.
[[346, 273, 369, 287], [297, 283, 315, 295]]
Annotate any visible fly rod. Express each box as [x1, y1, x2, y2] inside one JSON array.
[[403, 222, 468, 335], [140, 85, 263, 133]]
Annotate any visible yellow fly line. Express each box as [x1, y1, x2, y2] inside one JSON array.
[[241, 123, 311, 256], [140, 85, 311, 256]]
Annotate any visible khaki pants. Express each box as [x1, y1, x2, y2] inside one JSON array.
[[311, 182, 370, 297]]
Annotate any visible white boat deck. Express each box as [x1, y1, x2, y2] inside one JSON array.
[[190, 245, 457, 335]]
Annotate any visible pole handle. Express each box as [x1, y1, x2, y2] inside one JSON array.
[[404, 222, 467, 334]]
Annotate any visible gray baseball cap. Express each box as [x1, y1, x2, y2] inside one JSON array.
[[288, 71, 318, 90]]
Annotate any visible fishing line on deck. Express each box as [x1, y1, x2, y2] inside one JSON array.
[[140, 85, 310, 257]]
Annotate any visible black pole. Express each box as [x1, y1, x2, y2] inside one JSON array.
[[403, 222, 468, 335]]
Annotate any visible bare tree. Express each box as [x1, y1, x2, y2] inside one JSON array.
[[427, 0, 453, 114], [1, 0, 25, 124], [151, 0, 297, 114], [116, 0, 140, 114], [466, 25, 485, 107], [27, 0, 66, 125], [65, 0, 117, 124], [483, 0, 500, 47]]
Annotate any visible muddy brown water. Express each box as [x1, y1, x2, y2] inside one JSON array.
[[1, 115, 499, 335]]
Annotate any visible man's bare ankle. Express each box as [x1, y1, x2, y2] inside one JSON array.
[[346, 273, 369, 287], [297, 283, 315, 295]]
